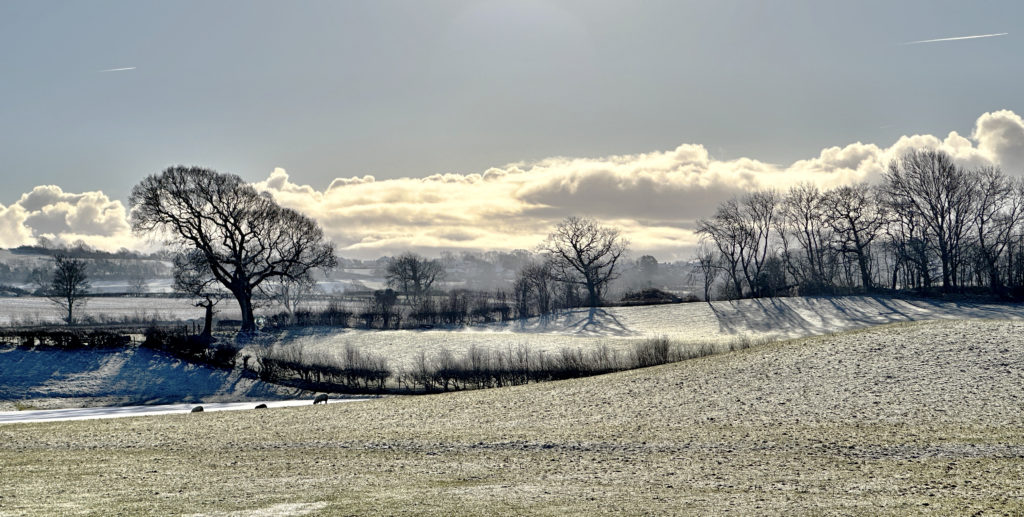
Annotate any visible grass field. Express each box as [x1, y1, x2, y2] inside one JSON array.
[[2, 318, 1023, 515]]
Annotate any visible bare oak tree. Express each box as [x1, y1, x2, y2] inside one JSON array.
[[130, 166, 337, 332], [49, 254, 90, 325], [539, 217, 629, 307], [822, 183, 886, 291], [385, 252, 444, 305]]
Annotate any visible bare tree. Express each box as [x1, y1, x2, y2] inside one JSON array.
[[539, 217, 629, 307], [130, 166, 337, 332], [173, 250, 227, 341], [972, 167, 1024, 294], [637, 255, 659, 287], [696, 199, 749, 298], [696, 191, 779, 298], [779, 183, 834, 291], [822, 183, 886, 291], [741, 190, 780, 296], [385, 252, 445, 305], [694, 241, 720, 301], [883, 150, 976, 292], [48, 254, 90, 325], [265, 276, 318, 323], [127, 273, 149, 297], [513, 260, 556, 317]]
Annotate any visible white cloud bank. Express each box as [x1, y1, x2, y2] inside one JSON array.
[[2, 110, 1023, 259], [0, 186, 133, 251]]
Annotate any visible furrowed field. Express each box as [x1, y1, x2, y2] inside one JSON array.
[[2, 317, 1024, 515]]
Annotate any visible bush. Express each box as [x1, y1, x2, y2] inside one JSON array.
[[619, 288, 682, 306], [141, 327, 237, 369], [0, 329, 130, 350], [252, 342, 390, 391], [263, 300, 353, 329], [244, 335, 771, 395]]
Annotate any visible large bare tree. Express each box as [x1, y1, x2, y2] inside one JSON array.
[[48, 254, 90, 325], [130, 166, 337, 332], [822, 183, 886, 291], [883, 150, 977, 292], [539, 217, 629, 307], [779, 183, 834, 291], [972, 167, 1024, 294], [696, 199, 749, 298], [385, 252, 445, 305]]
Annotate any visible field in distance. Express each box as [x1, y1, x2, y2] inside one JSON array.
[[2, 318, 1023, 515], [275, 295, 1024, 368]]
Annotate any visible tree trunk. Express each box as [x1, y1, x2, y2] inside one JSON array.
[[235, 290, 256, 333], [586, 282, 599, 307], [202, 301, 214, 340], [857, 251, 873, 291]]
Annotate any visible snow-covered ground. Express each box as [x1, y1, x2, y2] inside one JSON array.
[[0, 345, 304, 411], [4, 295, 1022, 414], [0, 296, 207, 325], [0, 397, 369, 425], [281, 295, 1024, 369]]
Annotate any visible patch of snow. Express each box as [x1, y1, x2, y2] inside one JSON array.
[[0, 398, 368, 424]]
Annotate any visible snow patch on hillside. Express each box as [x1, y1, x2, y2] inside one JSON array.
[[0, 345, 302, 410]]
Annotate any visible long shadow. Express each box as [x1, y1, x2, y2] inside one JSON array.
[[0, 346, 295, 405], [707, 294, 1024, 342], [563, 307, 634, 336], [710, 297, 818, 336]]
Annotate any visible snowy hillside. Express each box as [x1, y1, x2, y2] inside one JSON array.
[[283, 295, 1024, 369], [0, 345, 302, 411]]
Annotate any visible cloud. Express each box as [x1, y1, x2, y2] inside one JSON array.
[[0, 204, 32, 249], [98, 66, 136, 72], [249, 110, 1023, 260], [973, 110, 1024, 173], [0, 186, 135, 251], [4, 110, 1023, 259]]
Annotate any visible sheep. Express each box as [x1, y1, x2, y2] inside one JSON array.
[[313, 394, 328, 405]]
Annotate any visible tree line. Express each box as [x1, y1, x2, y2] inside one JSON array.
[[696, 149, 1024, 299]]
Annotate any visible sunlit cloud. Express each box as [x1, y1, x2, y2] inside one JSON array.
[[903, 33, 1007, 45], [254, 110, 1024, 260], [2, 110, 1023, 260]]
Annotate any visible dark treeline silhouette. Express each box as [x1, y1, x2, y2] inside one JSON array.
[[696, 149, 1024, 299]]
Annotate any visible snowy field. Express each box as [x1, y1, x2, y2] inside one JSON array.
[[3, 318, 1023, 515], [3, 295, 1023, 411], [0, 345, 303, 411], [0, 296, 210, 325], [279, 295, 1024, 368], [0, 397, 369, 425]]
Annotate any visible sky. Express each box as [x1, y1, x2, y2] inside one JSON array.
[[1, 1, 1022, 259]]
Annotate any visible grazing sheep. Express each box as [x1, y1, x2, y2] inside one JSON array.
[[313, 394, 328, 405], [254, 403, 268, 409], [190, 406, 204, 413]]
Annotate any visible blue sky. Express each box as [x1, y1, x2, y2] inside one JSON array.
[[1, 1, 1021, 257]]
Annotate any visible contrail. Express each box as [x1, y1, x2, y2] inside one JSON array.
[[98, 66, 136, 72], [904, 32, 1007, 45]]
